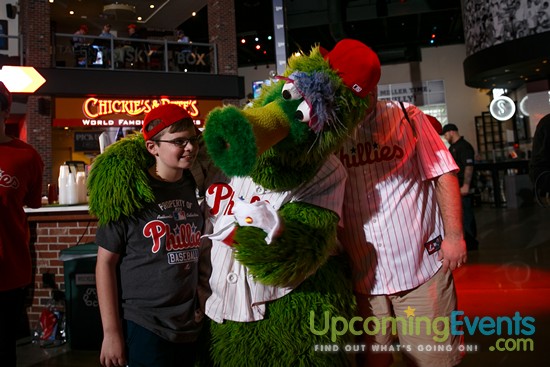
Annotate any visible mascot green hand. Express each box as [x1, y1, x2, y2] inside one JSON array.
[[200, 39, 381, 367]]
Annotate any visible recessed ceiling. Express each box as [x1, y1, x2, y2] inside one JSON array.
[[231, 0, 466, 67], [49, 0, 206, 34]]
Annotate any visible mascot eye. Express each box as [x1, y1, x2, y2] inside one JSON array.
[[282, 82, 301, 100], [295, 100, 311, 122]]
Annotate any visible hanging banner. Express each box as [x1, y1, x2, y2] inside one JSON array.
[[273, 0, 287, 76]]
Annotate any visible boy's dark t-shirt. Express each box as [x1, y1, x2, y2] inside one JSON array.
[[95, 171, 204, 342]]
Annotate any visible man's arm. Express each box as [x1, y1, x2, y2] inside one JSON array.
[[434, 172, 468, 272], [460, 165, 474, 196]]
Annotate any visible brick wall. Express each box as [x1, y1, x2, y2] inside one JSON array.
[[27, 216, 98, 328], [208, 0, 240, 106], [26, 99, 53, 195], [20, 0, 53, 194]]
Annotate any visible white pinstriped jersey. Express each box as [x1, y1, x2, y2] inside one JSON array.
[[337, 100, 458, 295], [204, 155, 346, 323]]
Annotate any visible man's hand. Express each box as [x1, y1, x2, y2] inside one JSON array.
[[438, 236, 467, 272]]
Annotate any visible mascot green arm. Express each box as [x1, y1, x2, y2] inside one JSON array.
[[233, 202, 339, 288], [87, 133, 155, 224]]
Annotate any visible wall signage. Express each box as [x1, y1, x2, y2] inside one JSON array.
[[82, 98, 199, 119], [74, 131, 102, 152], [0, 66, 46, 93], [54, 98, 223, 128], [489, 95, 516, 121], [378, 80, 446, 106]]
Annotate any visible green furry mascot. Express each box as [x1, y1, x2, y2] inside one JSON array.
[[200, 39, 381, 366]]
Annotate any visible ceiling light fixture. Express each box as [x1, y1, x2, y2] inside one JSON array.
[[103, 3, 136, 17]]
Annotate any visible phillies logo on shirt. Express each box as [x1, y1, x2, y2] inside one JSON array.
[[339, 142, 404, 168], [173, 210, 187, 221], [143, 221, 201, 253], [206, 182, 262, 216], [0, 168, 20, 189]]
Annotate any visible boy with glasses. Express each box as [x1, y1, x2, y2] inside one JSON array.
[[93, 104, 205, 367]]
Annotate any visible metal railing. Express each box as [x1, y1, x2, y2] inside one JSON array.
[[53, 33, 218, 74]]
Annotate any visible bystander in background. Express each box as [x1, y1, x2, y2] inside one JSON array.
[[176, 29, 190, 44], [72, 24, 91, 66], [442, 123, 479, 251], [97, 23, 114, 67], [123, 24, 150, 68], [175, 29, 192, 71], [530, 113, 550, 207], [0, 82, 45, 367]]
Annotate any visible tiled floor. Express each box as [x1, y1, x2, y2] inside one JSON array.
[[16, 204, 550, 366]]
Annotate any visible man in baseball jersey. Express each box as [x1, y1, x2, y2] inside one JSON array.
[[338, 90, 467, 366]]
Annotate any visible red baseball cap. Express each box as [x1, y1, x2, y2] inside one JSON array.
[[426, 115, 443, 135], [142, 104, 191, 140], [128, 24, 137, 29], [321, 39, 381, 98]]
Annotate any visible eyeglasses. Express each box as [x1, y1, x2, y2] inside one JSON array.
[[153, 136, 200, 148]]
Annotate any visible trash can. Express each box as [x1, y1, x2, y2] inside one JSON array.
[[60, 242, 102, 350]]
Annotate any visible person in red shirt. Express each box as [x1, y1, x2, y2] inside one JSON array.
[[0, 82, 44, 366]]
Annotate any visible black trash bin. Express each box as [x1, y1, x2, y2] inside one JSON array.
[[60, 242, 102, 350]]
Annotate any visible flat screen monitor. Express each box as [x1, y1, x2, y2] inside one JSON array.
[[252, 80, 264, 99]]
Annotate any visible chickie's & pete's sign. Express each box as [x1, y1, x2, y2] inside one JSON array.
[[53, 97, 222, 128]]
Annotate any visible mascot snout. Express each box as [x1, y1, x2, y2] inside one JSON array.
[[203, 102, 289, 177]]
